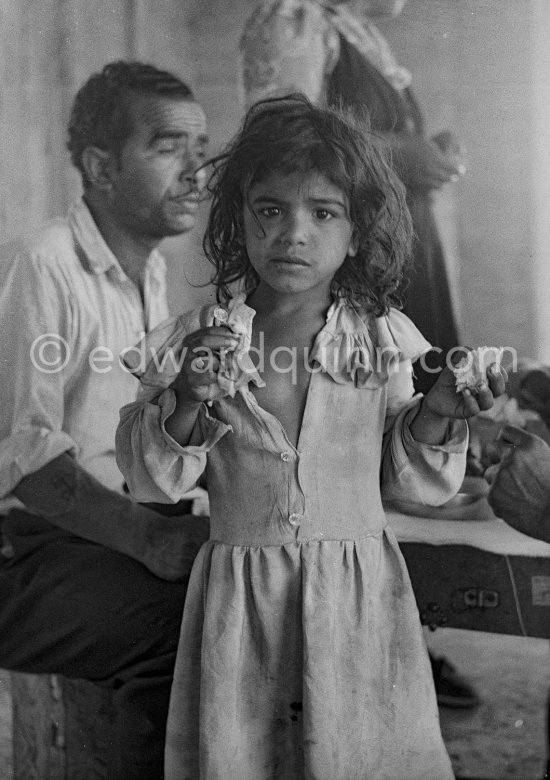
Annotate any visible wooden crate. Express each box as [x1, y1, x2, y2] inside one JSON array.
[[10, 673, 114, 780], [400, 542, 550, 638]]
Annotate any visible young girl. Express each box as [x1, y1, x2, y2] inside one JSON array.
[[116, 96, 504, 779]]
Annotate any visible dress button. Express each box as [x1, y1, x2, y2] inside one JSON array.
[[288, 513, 303, 527], [280, 451, 293, 462]]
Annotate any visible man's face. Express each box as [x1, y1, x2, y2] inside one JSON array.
[[107, 95, 208, 239]]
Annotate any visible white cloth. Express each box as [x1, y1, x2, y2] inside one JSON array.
[[0, 200, 168, 505], [388, 512, 550, 558]]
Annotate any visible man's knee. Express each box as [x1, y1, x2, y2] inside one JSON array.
[[0, 534, 187, 679]]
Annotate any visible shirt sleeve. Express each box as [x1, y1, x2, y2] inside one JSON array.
[[116, 387, 231, 504], [239, 0, 340, 108], [0, 251, 78, 499]]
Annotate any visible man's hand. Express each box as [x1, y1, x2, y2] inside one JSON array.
[[138, 511, 210, 581], [13, 453, 209, 580], [486, 425, 550, 543]]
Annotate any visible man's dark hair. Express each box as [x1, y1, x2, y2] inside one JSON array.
[[67, 60, 194, 183]]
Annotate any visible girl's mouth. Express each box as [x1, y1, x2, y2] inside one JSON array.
[[271, 256, 309, 267]]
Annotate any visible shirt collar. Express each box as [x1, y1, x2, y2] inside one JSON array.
[[68, 199, 166, 283]]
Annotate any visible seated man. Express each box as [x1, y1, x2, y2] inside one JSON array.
[[488, 362, 550, 544], [487, 414, 550, 780], [0, 61, 209, 780], [488, 423, 550, 544]]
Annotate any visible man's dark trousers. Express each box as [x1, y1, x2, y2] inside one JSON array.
[[0, 510, 187, 780]]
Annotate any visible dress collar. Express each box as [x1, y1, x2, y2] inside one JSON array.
[[129, 294, 430, 395], [222, 295, 430, 390]]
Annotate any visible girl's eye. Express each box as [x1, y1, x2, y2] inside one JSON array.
[[258, 207, 281, 218], [314, 209, 334, 221]]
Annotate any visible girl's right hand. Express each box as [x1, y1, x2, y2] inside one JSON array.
[[170, 326, 241, 404]]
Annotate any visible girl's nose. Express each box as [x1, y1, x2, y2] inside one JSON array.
[[280, 213, 308, 245]]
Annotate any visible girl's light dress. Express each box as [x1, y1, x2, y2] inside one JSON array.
[[117, 296, 465, 780]]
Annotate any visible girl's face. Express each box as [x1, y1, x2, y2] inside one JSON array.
[[243, 170, 357, 299]]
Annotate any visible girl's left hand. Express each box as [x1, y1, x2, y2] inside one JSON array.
[[423, 361, 507, 420]]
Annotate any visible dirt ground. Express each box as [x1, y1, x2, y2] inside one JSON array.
[[0, 628, 548, 779], [432, 629, 550, 780]]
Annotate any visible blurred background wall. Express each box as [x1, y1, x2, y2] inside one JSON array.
[[1, 0, 550, 362]]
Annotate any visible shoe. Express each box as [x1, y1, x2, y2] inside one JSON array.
[[430, 653, 480, 709]]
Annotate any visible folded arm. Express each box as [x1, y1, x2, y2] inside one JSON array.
[[13, 453, 209, 581], [240, 0, 338, 107]]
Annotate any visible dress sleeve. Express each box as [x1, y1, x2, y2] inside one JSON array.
[[379, 309, 468, 506], [239, 0, 340, 108], [116, 315, 232, 504], [377, 307, 430, 419], [116, 389, 231, 504], [0, 252, 77, 499]]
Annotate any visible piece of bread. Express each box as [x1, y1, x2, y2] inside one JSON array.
[[452, 347, 504, 392]]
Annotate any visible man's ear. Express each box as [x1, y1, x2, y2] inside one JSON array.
[[81, 146, 116, 192]]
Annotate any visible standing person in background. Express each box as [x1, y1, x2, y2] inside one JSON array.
[[240, 0, 476, 712], [0, 61, 209, 779]]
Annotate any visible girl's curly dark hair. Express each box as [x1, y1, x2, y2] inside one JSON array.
[[203, 94, 413, 315]]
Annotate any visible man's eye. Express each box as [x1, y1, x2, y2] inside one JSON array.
[[157, 145, 177, 155]]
